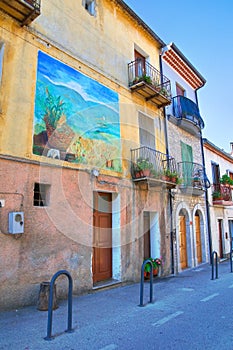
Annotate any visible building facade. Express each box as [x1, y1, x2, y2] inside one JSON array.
[[0, 0, 178, 309], [161, 43, 209, 273], [203, 139, 233, 259]]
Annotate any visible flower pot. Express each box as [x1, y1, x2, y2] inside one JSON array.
[[141, 169, 151, 177], [153, 268, 158, 276]]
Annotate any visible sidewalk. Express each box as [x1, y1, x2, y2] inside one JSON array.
[[0, 260, 232, 350]]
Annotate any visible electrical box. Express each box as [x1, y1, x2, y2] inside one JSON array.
[[8, 212, 24, 234]]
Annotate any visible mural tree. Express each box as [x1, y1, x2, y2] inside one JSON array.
[[43, 88, 65, 138]]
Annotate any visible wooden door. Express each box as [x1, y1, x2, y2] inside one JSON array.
[[218, 219, 223, 259], [195, 214, 202, 264], [93, 193, 112, 284], [179, 215, 188, 269], [134, 50, 145, 77]]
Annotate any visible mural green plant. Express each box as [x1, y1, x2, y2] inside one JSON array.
[[43, 88, 66, 135]]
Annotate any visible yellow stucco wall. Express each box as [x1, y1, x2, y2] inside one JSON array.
[[0, 0, 167, 170]]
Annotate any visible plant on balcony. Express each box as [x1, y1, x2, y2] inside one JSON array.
[[142, 75, 152, 84], [212, 191, 223, 200], [161, 169, 180, 184], [220, 174, 233, 187], [159, 87, 169, 98], [136, 157, 154, 177]]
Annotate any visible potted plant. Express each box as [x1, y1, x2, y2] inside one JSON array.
[[212, 191, 223, 201], [220, 174, 233, 187], [161, 169, 172, 181], [136, 158, 153, 177], [144, 257, 162, 278], [142, 74, 152, 84]]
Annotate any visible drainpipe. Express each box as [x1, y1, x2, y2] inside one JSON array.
[[160, 51, 175, 274], [195, 90, 212, 262]]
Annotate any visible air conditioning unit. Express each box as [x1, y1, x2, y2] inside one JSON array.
[[8, 212, 24, 234]]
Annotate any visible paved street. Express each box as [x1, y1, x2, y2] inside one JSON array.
[[1, 260, 233, 350]]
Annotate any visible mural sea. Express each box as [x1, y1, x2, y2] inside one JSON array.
[[33, 51, 122, 171]]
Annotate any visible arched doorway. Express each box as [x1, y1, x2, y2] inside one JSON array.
[[179, 214, 188, 269], [195, 212, 202, 264]]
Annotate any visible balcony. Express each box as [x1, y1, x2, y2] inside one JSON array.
[[212, 184, 233, 206], [0, 0, 41, 26], [128, 59, 171, 108], [178, 162, 205, 196], [131, 146, 179, 189], [172, 96, 204, 136]]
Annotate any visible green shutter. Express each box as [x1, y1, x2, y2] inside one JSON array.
[[181, 141, 193, 186]]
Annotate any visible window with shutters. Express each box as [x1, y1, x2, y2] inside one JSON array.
[[138, 112, 155, 149], [181, 141, 193, 186]]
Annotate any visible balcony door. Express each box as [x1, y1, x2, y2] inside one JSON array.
[[134, 50, 146, 77], [181, 141, 193, 186]]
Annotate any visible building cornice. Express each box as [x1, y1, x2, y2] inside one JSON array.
[[162, 43, 206, 90], [203, 138, 233, 164]]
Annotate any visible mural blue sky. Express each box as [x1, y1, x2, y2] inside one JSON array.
[[125, 0, 233, 153]]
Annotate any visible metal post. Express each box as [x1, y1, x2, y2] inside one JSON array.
[[211, 251, 218, 280], [44, 270, 73, 340], [139, 259, 153, 307]]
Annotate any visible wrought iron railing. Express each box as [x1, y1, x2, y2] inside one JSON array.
[[128, 59, 171, 100], [172, 96, 204, 129], [212, 184, 232, 202], [131, 146, 178, 181], [177, 162, 205, 188]]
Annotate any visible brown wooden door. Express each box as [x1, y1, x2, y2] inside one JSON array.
[[195, 214, 202, 264], [93, 193, 112, 283], [134, 50, 145, 77], [218, 219, 223, 259], [179, 215, 188, 269]]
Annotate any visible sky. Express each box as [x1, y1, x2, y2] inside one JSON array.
[[124, 0, 233, 153]]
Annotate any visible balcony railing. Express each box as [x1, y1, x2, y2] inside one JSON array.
[[178, 161, 205, 196], [131, 146, 178, 188], [212, 184, 233, 206], [172, 95, 204, 131], [0, 0, 41, 25], [128, 59, 172, 108]]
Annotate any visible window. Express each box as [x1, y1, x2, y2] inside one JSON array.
[[211, 162, 220, 185], [33, 183, 50, 207], [138, 112, 155, 149], [83, 0, 95, 16], [176, 83, 185, 97]]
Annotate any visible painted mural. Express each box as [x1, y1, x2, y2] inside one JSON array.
[[33, 51, 121, 171]]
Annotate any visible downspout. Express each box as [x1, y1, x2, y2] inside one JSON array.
[[195, 90, 212, 262], [160, 51, 175, 274]]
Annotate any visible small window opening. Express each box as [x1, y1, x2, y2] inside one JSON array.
[[33, 183, 50, 207], [83, 0, 95, 16]]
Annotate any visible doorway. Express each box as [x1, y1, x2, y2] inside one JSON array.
[[195, 212, 202, 264], [93, 192, 112, 284], [179, 215, 188, 269], [218, 219, 223, 258]]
